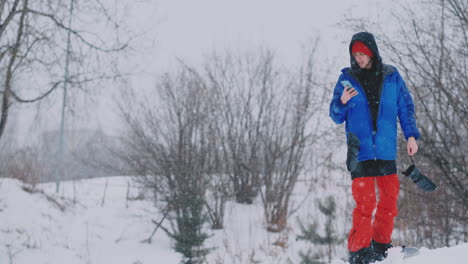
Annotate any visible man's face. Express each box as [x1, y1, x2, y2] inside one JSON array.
[[353, 52, 372, 69]]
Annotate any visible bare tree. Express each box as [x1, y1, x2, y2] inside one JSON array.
[[0, 0, 129, 143], [204, 50, 271, 204], [258, 46, 323, 232], [377, 0, 468, 248], [204, 46, 324, 232], [119, 64, 213, 262], [3, 146, 43, 186], [204, 173, 231, 230]]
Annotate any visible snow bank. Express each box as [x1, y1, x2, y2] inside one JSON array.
[[0, 177, 179, 264], [0, 177, 466, 264]]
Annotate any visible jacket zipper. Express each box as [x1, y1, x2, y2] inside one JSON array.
[[348, 72, 386, 161], [373, 71, 391, 160]]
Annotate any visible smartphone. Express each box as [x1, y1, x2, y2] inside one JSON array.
[[341, 80, 353, 91]]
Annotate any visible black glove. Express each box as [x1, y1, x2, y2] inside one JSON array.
[[346, 132, 360, 173], [402, 164, 437, 192]]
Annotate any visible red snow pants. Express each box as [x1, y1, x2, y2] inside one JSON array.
[[348, 174, 399, 252]]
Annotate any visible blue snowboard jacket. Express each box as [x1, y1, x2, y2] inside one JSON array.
[[330, 65, 420, 161], [330, 32, 420, 163]]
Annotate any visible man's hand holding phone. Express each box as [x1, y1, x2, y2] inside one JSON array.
[[340, 80, 358, 105]]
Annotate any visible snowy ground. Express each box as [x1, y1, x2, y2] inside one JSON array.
[[0, 176, 466, 264], [330, 244, 468, 264]]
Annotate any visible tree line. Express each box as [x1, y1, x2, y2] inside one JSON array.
[[116, 46, 326, 263]]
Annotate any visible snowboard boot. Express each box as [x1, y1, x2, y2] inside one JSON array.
[[371, 240, 393, 262], [349, 247, 374, 264]]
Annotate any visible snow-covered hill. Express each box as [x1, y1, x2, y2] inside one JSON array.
[[0, 177, 466, 264], [0, 177, 179, 264]]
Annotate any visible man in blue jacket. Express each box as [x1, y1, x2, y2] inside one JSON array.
[[329, 32, 420, 264]]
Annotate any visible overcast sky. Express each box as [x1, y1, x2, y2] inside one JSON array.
[[13, 0, 407, 146], [129, 0, 393, 74]]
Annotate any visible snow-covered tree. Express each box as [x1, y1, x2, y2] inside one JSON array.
[[297, 196, 341, 264]]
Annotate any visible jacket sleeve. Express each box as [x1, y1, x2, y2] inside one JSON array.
[[396, 71, 421, 140], [329, 74, 348, 124]]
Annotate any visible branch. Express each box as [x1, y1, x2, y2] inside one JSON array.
[[141, 210, 169, 244], [0, 0, 21, 40], [0, 0, 27, 138], [9, 81, 61, 103], [22, 8, 128, 52]]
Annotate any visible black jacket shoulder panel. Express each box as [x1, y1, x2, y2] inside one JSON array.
[[382, 64, 396, 76]]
